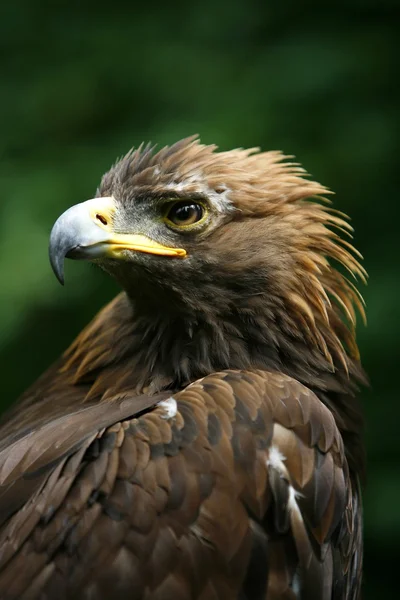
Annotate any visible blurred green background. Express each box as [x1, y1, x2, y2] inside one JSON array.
[[0, 0, 398, 597]]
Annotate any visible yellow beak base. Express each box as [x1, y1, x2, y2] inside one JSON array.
[[105, 234, 187, 258]]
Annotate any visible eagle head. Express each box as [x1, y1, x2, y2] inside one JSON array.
[[49, 136, 366, 390]]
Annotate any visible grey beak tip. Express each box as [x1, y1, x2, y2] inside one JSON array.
[[49, 247, 65, 285]]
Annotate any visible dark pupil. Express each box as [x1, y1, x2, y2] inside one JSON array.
[[169, 202, 203, 226]]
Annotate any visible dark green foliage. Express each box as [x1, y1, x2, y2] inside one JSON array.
[[0, 1, 397, 596]]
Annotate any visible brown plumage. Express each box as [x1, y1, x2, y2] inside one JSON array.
[[0, 137, 367, 599]]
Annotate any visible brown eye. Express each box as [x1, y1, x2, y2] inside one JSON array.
[[165, 201, 205, 227]]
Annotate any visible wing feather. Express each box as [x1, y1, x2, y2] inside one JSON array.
[[0, 369, 361, 599]]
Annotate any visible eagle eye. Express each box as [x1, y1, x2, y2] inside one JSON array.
[[164, 200, 207, 229]]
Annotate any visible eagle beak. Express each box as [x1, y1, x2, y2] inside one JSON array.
[[49, 196, 187, 284]]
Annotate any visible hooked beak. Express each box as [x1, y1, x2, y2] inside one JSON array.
[[49, 196, 186, 284]]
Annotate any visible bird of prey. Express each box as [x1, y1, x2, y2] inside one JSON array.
[[0, 137, 367, 600]]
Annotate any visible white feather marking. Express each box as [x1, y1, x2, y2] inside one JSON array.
[[207, 188, 235, 213], [267, 445, 303, 509], [288, 484, 303, 508], [267, 446, 287, 470], [158, 397, 178, 419], [291, 569, 302, 596]]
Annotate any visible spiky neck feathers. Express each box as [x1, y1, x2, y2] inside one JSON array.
[[62, 247, 365, 401]]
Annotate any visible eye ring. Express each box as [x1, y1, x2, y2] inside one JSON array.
[[163, 200, 208, 229]]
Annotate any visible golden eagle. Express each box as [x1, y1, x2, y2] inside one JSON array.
[[0, 137, 367, 599]]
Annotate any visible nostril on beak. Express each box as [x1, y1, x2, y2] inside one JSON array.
[[95, 213, 108, 226]]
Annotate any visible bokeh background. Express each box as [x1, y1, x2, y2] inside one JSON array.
[[0, 0, 398, 596]]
